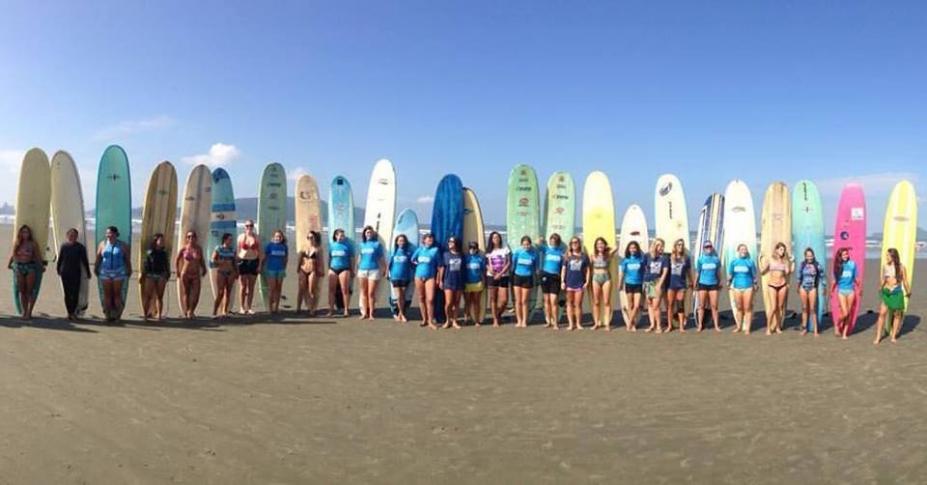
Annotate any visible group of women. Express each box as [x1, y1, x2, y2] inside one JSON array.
[[7, 221, 914, 343]]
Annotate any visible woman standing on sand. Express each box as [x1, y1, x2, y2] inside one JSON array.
[[538, 233, 566, 329], [464, 241, 486, 326], [176, 230, 207, 319], [327, 229, 354, 317], [211, 233, 238, 319], [357, 226, 386, 320], [95, 226, 132, 322], [411, 233, 440, 329], [237, 220, 263, 315], [590, 237, 617, 331], [8, 225, 44, 320], [263, 229, 288, 314], [511, 235, 539, 328], [388, 234, 414, 322], [796, 248, 823, 336], [141, 233, 170, 321], [694, 240, 722, 332], [561, 236, 590, 331], [761, 242, 793, 335], [830, 247, 859, 339], [437, 236, 465, 329], [666, 239, 694, 332], [56, 228, 90, 321], [874, 248, 911, 344], [618, 240, 645, 331], [296, 231, 324, 315], [485, 231, 511, 327], [642, 239, 669, 333], [728, 243, 758, 334]]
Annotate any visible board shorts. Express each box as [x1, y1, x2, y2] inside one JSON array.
[[697, 283, 719, 291], [624, 283, 642, 294], [512, 275, 534, 289], [487, 275, 510, 288], [644, 281, 660, 299], [443, 280, 464, 292], [540, 273, 561, 294], [264, 269, 286, 279], [357, 269, 380, 281], [11, 261, 39, 275], [391, 279, 410, 289], [238, 258, 259, 275], [465, 281, 484, 293], [838, 288, 854, 297], [882, 287, 905, 311], [145, 272, 169, 282], [99, 267, 127, 281], [592, 272, 609, 285]]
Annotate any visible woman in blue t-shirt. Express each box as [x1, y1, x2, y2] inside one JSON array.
[[327, 229, 355, 318], [263, 230, 289, 314], [830, 247, 859, 339], [411, 233, 440, 329], [511, 236, 539, 328], [642, 239, 669, 333], [727, 243, 758, 334], [618, 240, 645, 331], [796, 247, 823, 336], [538, 233, 565, 329], [388, 234, 414, 322], [438, 237, 465, 329], [561, 236, 590, 331], [211, 232, 238, 319], [464, 242, 486, 326], [695, 240, 722, 332], [356, 226, 386, 320], [666, 239, 694, 332]]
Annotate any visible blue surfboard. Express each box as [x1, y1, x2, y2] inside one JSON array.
[[329, 176, 355, 311], [431, 175, 464, 323], [209, 168, 237, 300]]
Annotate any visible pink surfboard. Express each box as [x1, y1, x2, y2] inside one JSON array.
[[830, 184, 866, 335]]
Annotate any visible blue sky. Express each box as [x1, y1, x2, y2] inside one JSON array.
[[1, 0, 924, 232]]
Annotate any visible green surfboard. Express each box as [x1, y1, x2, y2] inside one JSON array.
[[95, 145, 132, 320], [507, 164, 541, 318]]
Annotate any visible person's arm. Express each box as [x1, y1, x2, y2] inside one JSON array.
[[378, 247, 387, 278], [560, 260, 567, 288], [500, 252, 511, 276], [902, 265, 912, 297], [726, 260, 734, 288], [81, 245, 91, 279], [437, 260, 445, 290], [282, 247, 289, 276], [56, 246, 64, 275], [94, 243, 104, 277], [584, 259, 591, 289], [175, 250, 184, 279], [617, 261, 625, 288], [688, 260, 696, 290]]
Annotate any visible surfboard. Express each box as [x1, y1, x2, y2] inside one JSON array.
[[13, 148, 51, 315], [138, 161, 177, 315], [328, 175, 354, 311], [691, 194, 724, 325], [881, 180, 917, 334], [583, 171, 618, 316], [792, 180, 826, 332], [390, 208, 419, 316], [507, 164, 541, 317], [295, 173, 323, 254], [618, 204, 649, 325], [431, 174, 464, 323], [360, 159, 396, 315], [655, 174, 689, 252], [208, 168, 236, 300], [177, 164, 213, 310], [257, 163, 286, 310], [722, 180, 757, 330], [544, 171, 575, 241], [831, 183, 866, 336], [759, 182, 791, 327], [463, 187, 486, 323], [50, 150, 89, 316], [95, 145, 132, 319]]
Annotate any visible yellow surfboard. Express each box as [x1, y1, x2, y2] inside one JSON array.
[[139, 161, 178, 310], [881, 180, 917, 328], [13, 148, 51, 315], [463, 187, 486, 323], [582, 171, 617, 317]]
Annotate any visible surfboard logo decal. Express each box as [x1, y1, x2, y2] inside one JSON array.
[[733, 206, 746, 213], [851, 208, 864, 220], [840, 231, 850, 241], [659, 182, 672, 197]]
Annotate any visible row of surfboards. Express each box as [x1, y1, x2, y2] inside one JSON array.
[[12, 147, 918, 333]]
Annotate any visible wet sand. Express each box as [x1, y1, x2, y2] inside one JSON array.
[[1, 226, 925, 483]]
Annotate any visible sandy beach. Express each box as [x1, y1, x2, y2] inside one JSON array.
[[2, 226, 925, 484]]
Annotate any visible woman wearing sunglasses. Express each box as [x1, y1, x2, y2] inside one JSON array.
[[176, 230, 207, 319]]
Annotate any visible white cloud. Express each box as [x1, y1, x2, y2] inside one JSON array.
[[816, 172, 919, 196], [181, 143, 241, 168], [93, 115, 174, 141], [416, 195, 434, 204], [288, 167, 309, 182]]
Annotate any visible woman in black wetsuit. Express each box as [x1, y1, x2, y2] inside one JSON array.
[[56, 228, 91, 320]]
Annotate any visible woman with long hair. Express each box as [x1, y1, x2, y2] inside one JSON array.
[[539, 233, 565, 328], [411, 233, 440, 328], [56, 228, 91, 321], [263, 229, 288, 314], [357, 225, 386, 320], [176, 230, 207, 319], [642, 238, 669, 333], [760, 242, 793, 335], [874, 248, 911, 344], [830, 247, 858, 339], [485, 231, 511, 327], [618, 240, 645, 331], [95, 225, 132, 322], [236, 220, 263, 315], [727, 243, 758, 334], [561, 236, 590, 331], [463, 241, 486, 326], [388, 234, 414, 322], [327, 228, 355, 317], [590, 237, 616, 331], [9, 224, 44, 319], [297, 231, 324, 315], [666, 239, 694, 332], [796, 247, 823, 336], [211, 232, 238, 318], [437, 236, 465, 329], [695, 240, 722, 332], [141, 233, 170, 321], [511, 235, 539, 328]]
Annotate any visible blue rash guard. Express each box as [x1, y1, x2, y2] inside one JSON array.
[[620, 254, 645, 285], [264, 242, 288, 272], [329, 240, 354, 271], [465, 253, 485, 285], [696, 253, 721, 286], [411, 245, 440, 279], [728, 256, 758, 290], [358, 240, 384, 271], [511, 247, 539, 277], [388, 245, 414, 282], [540, 244, 565, 275], [797, 260, 822, 290], [836, 260, 857, 291]]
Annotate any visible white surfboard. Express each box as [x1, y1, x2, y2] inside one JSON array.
[[177, 165, 213, 312], [722, 180, 757, 330], [655, 173, 689, 252], [50, 150, 90, 316], [618, 204, 649, 325], [360, 159, 396, 315]]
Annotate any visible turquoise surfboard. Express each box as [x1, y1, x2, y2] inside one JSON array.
[[257, 163, 286, 310], [792, 180, 826, 331], [209, 168, 236, 300], [95, 145, 132, 319], [328, 175, 354, 311]]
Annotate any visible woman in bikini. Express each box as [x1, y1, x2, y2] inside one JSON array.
[[8, 224, 44, 319], [874, 248, 912, 344], [176, 230, 207, 319], [236, 220, 263, 315], [296, 231, 324, 315], [590, 237, 616, 331], [760, 242, 792, 334], [211, 232, 238, 319]]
